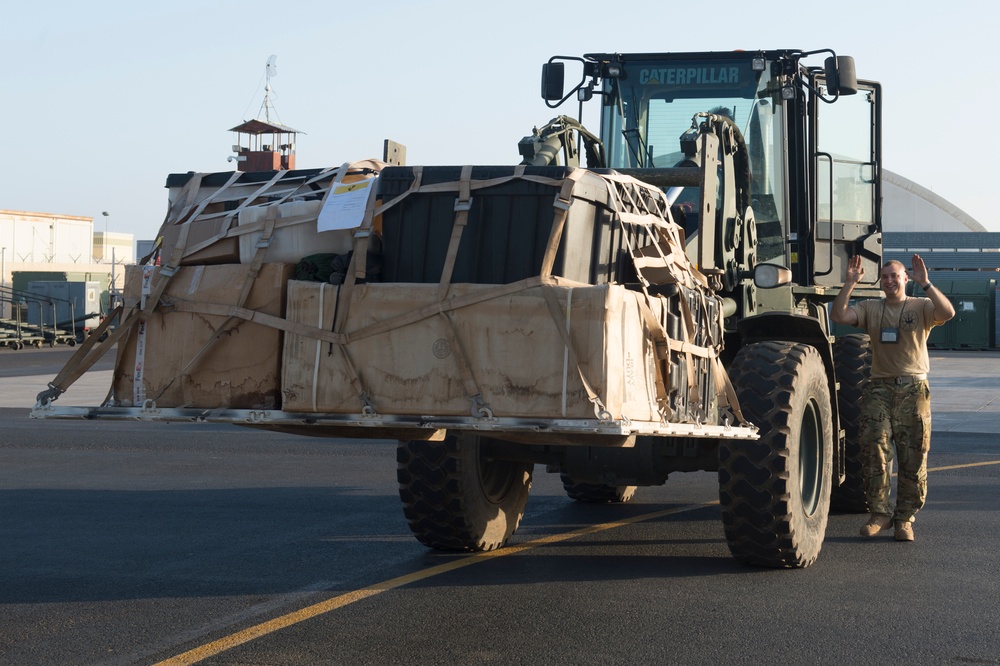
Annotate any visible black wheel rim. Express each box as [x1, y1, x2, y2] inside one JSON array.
[[799, 399, 823, 516], [478, 455, 518, 505]]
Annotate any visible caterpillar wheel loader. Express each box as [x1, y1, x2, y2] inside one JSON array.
[[33, 48, 882, 569], [507, 48, 884, 565]]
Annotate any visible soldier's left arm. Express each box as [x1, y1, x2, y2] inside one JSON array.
[[912, 253, 955, 324]]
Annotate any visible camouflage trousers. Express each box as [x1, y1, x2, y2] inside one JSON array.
[[858, 380, 932, 522]]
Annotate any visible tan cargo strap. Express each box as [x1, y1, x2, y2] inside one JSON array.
[[146, 207, 279, 406], [431, 165, 496, 415], [35, 305, 134, 406], [161, 173, 205, 227], [531, 169, 619, 419], [599, 172, 749, 425], [328, 175, 390, 413], [329, 160, 400, 413], [631, 296, 675, 420], [347, 162, 391, 284], [712, 354, 747, 426], [438, 165, 475, 298], [540, 285, 611, 421], [600, 176, 701, 414], [540, 170, 587, 277], [329, 165, 587, 418], [172, 170, 242, 232], [167, 275, 587, 348]]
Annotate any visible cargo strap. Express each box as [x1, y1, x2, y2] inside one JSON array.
[[539, 170, 586, 277], [37, 164, 355, 406], [534, 169, 614, 420], [384, 168, 607, 418], [540, 286, 611, 421], [602, 175, 701, 418], [597, 171, 748, 426], [540, 170, 614, 419], [325, 167, 396, 414], [35, 305, 132, 406], [35, 211, 197, 406], [438, 165, 475, 297], [433, 165, 508, 416], [147, 206, 279, 407]]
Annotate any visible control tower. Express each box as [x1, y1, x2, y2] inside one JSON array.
[[228, 55, 303, 173], [228, 118, 301, 172]]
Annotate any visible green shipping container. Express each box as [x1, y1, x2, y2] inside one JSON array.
[[914, 279, 996, 350]]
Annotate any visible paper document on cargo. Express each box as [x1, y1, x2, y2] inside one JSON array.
[[317, 178, 376, 231]]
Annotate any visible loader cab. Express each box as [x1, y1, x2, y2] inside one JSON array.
[[541, 50, 882, 292]]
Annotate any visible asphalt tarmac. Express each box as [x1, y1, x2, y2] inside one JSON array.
[[1, 346, 998, 665]]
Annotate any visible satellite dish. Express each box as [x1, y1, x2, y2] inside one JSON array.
[[266, 55, 277, 79]]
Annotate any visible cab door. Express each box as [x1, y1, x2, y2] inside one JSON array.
[[810, 77, 882, 288]]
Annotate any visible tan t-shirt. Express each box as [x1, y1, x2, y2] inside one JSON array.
[[851, 297, 937, 379]]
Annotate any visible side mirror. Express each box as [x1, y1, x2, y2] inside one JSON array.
[[541, 62, 565, 101], [824, 55, 858, 96], [754, 263, 793, 288]]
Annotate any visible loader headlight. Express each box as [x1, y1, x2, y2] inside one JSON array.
[[754, 263, 793, 288]]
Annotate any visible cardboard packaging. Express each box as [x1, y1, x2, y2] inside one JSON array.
[[114, 263, 294, 409], [280, 280, 664, 420]]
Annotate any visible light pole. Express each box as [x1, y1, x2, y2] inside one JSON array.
[[101, 211, 110, 262]]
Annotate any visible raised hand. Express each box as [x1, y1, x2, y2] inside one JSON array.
[[845, 254, 864, 285], [911, 253, 929, 286]]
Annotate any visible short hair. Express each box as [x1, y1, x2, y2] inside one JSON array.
[[882, 260, 906, 273]]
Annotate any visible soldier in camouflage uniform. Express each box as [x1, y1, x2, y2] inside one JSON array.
[[830, 254, 955, 541]]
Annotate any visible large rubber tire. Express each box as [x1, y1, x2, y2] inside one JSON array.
[[720, 341, 834, 568], [559, 475, 636, 503], [831, 333, 872, 513], [397, 433, 532, 552]]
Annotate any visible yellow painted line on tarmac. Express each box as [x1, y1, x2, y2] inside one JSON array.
[[154, 459, 1000, 664], [928, 459, 1000, 472], [155, 501, 718, 666]]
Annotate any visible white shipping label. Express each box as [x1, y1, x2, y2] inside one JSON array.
[[317, 178, 376, 232]]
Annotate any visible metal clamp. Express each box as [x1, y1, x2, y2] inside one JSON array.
[[470, 394, 495, 420], [360, 393, 378, 417], [553, 196, 572, 211], [35, 383, 63, 407]]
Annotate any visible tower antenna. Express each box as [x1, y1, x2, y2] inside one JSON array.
[[260, 55, 279, 123]]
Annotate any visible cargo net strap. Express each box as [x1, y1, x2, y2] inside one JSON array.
[[150, 160, 386, 266], [142, 211, 280, 408], [596, 171, 748, 426], [36, 161, 386, 408], [343, 166, 672, 421], [109, 166, 744, 427], [158, 162, 386, 408], [330, 165, 590, 417]]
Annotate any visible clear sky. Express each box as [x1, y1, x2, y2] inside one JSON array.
[[4, 0, 998, 242]]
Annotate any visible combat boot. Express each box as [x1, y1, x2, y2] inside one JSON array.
[[860, 514, 893, 537], [894, 521, 914, 542]]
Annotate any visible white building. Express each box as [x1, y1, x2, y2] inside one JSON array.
[[0, 210, 132, 302], [882, 170, 986, 233]]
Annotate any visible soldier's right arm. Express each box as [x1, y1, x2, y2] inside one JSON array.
[[830, 255, 862, 327]]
